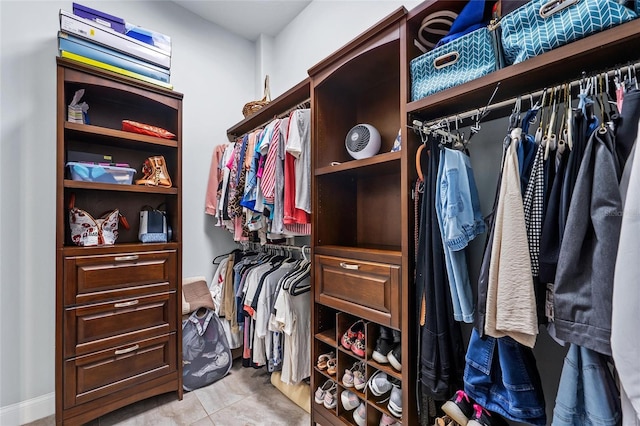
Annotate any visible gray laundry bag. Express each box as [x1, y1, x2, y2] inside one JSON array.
[[182, 308, 232, 391]]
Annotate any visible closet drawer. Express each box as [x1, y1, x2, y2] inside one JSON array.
[[64, 291, 177, 358], [63, 333, 176, 409], [64, 249, 177, 306], [315, 255, 400, 328]]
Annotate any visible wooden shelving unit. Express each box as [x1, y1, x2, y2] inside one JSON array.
[[55, 57, 183, 425]]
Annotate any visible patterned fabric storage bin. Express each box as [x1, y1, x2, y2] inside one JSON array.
[[500, 0, 637, 66], [410, 27, 500, 102]]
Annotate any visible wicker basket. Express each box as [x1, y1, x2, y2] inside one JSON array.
[[242, 75, 271, 118]]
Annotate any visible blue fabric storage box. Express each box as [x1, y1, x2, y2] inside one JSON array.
[[410, 27, 500, 102], [500, 0, 637, 65], [72, 3, 126, 34], [67, 162, 135, 185]]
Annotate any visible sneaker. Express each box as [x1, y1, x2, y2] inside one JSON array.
[[353, 366, 367, 391], [387, 344, 401, 371], [341, 320, 365, 350], [314, 379, 335, 405], [387, 384, 402, 418], [353, 401, 366, 426], [442, 390, 475, 425], [351, 330, 366, 357], [341, 390, 360, 411], [379, 413, 401, 426], [323, 383, 338, 409], [372, 326, 394, 363], [368, 370, 393, 396], [343, 361, 365, 388], [467, 404, 508, 426]]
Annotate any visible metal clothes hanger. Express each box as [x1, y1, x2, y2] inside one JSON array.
[[543, 87, 559, 160]]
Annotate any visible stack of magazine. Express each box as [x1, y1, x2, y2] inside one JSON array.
[[58, 3, 172, 89]]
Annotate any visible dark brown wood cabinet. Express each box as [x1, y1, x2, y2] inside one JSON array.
[[309, 7, 416, 425], [56, 58, 183, 425]]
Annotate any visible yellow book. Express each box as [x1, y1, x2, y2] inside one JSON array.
[[60, 50, 173, 90]]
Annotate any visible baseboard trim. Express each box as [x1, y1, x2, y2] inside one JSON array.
[[0, 393, 54, 425]]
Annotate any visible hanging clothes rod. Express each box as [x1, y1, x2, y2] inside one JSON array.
[[239, 240, 310, 255], [232, 98, 311, 140], [412, 61, 640, 133]]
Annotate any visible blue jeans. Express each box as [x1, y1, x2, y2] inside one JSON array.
[[552, 344, 621, 426], [435, 148, 485, 323], [464, 328, 547, 425]]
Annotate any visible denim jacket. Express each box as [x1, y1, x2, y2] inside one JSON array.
[[439, 148, 485, 251]]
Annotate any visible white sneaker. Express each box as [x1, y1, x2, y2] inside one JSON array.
[[341, 390, 360, 411], [353, 401, 366, 426]]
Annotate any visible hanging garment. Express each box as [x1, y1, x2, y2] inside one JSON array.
[[271, 117, 289, 236], [522, 142, 548, 324], [615, 89, 640, 168], [205, 143, 229, 216], [554, 125, 622, 356], [464, 328, 546, 426], [552, 344, 621, 425], [417, 137, 465, 400], [613, 118, 640, 424], [272, 274, 311, 385], [474, 133, 510, 337], [485, 139, 538, 348], [434, 147, 485, 323]]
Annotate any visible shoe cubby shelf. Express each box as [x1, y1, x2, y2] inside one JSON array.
[[314, 309, 403, 425]]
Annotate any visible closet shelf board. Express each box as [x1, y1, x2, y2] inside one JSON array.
[[314, 245, 402, 264], [407, 19, 640, 120], [57, 57, 182, 102], [64, 179, 179, 194], [314, 366, 335, 382], [65, 122, 179, 148], [368, 399, 402, 423], [226, 78, 310, 141], [315, 329, 337, 346], [315, 151, 401, 176], [368, 360, 402, 381], [61, 242, 179, 256]]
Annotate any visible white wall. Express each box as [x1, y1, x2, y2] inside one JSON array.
[[0, 1, 252, 423], [269, 0, 421, 97]]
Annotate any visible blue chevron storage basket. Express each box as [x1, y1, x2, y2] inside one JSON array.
[[410, 27, 500, 102], [501, 0, 637, 66]]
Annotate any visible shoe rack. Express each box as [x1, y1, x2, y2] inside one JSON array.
[[313, 310, 404, 425], [55, 57, 183, 425]]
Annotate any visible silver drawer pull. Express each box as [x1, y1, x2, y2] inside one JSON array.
[[114, 255, 139, 262], [114, 299, 139, 309], [114, 344, 139, 355], [339, 262, 360, 270]]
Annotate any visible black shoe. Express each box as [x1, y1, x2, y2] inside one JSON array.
[[467, 404, 508, 426], [372, 326, 393, 363], [387, 343, 401, 371], [392, 329, 401, 344], [441, 390, 475, 426]]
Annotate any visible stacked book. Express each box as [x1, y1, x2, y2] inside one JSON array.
[[59, 3, 172, 89]]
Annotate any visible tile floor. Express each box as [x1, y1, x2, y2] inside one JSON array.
[[26, 359, 310, 426]]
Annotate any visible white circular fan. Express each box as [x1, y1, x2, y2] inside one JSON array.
[[345, 124, 381, 159]]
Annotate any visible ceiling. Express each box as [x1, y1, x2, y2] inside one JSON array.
[[173, 1, 312, 41]]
